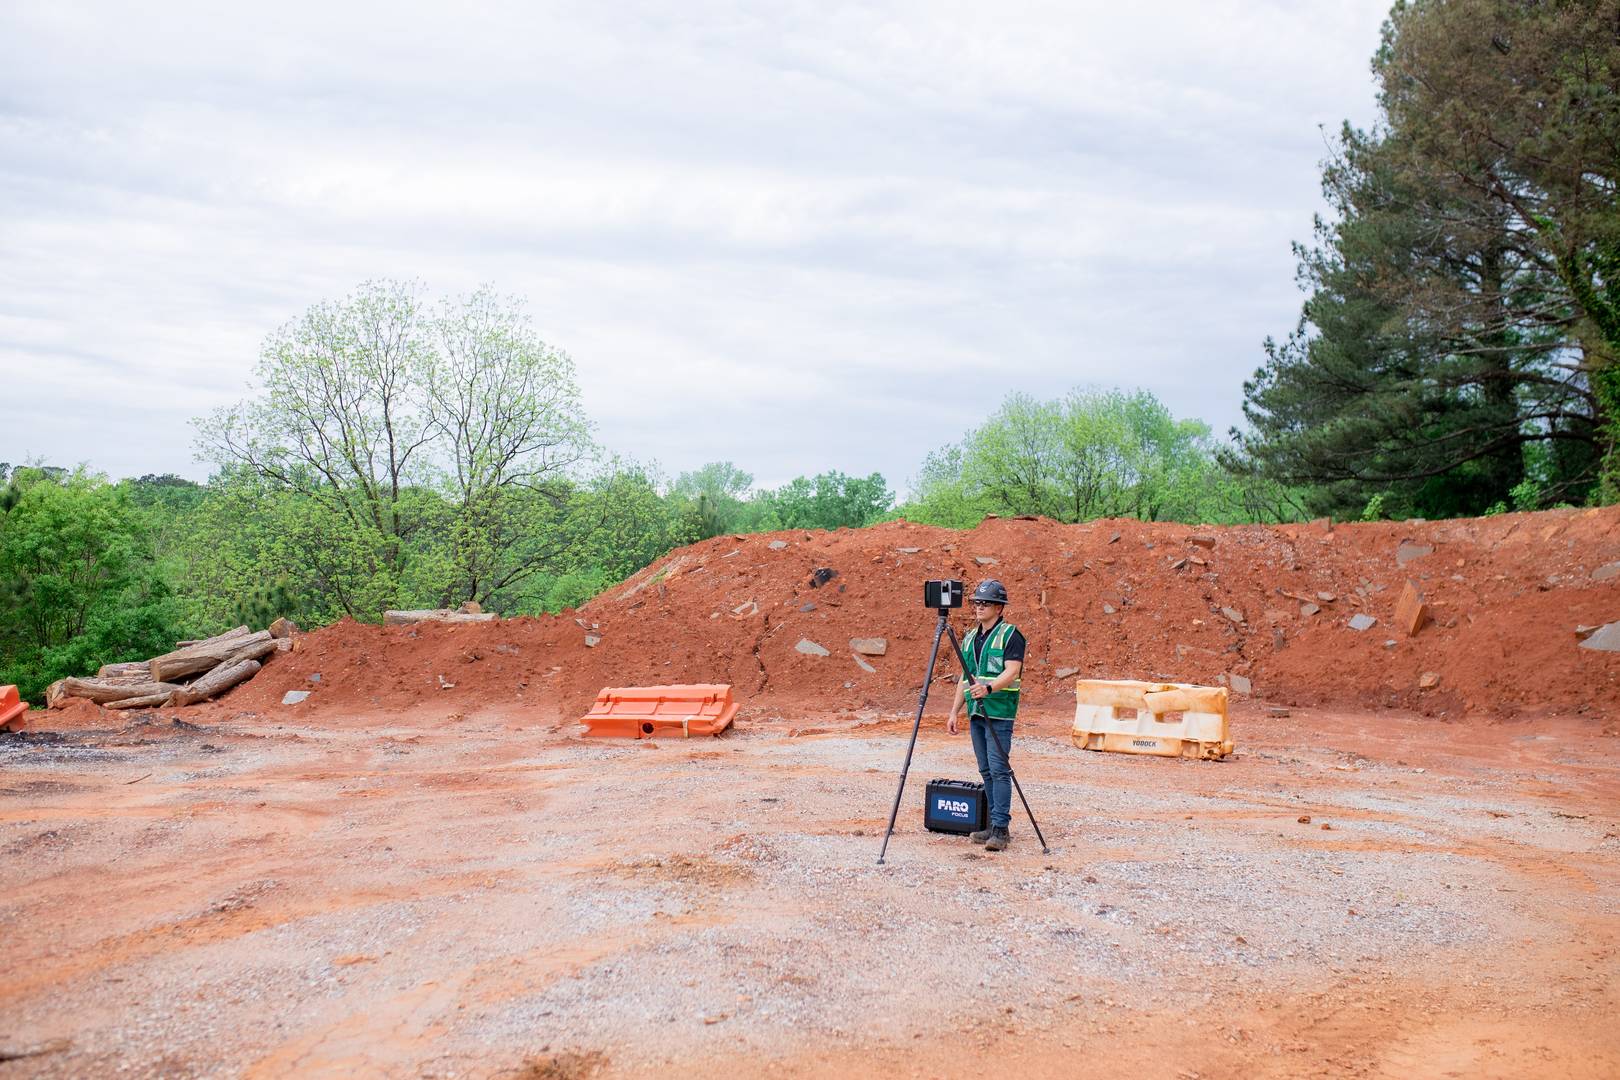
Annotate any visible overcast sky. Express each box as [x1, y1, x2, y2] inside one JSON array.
[[2, 0, 1390, 495]]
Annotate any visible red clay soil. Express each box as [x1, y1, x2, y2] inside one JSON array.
[[184, 505, 1620, 727]]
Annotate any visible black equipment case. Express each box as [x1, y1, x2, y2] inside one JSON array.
[[924, 778, 987, 834]]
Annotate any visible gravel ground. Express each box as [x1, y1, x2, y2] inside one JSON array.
[[1, 704, 1616, 1079]]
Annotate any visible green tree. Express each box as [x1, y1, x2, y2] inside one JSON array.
[[669, 461, 754, 538], [1379, 0, 1620, 494], [758, 471, 894, 530], [0, 469, 180, 701], [905, 388, 1251, 525], [427, 287, 593, 603], [1234, 0, 1619, 512], [197, 281, 594, 617]]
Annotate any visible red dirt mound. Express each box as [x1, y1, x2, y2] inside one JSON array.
[[212, 506, 1619, 723]]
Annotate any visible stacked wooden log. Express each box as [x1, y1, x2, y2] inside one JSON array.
[[46, 621, 295, 711], [383, 602, 495, 626]]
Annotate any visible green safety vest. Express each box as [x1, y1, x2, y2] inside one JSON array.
[[961, 619, 1021, 720]]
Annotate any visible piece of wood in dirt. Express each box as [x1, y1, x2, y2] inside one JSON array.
[[106, 692, 176, 710], [61, 677, 185, 705], [222, 636, 279, 667], [96, 661, 153, 680], [169, 659, 262, 707], [149, 628, 266, 682], [383, 609, 497, 626]]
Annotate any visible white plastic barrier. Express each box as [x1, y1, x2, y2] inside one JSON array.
[[1071, 679, 1234, 760]]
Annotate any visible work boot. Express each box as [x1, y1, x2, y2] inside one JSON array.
[[969, 824, 994, 843], [984, 826, 1010, 852]]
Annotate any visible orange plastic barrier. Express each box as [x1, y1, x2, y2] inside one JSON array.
[[0, 685, 26, 732], [581, 684, 739, 739]]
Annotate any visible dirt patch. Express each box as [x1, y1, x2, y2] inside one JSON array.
[[1, 701, 1615, 1077], [615, 853, 754, 889], [504, 1050, 609, 1079], [97, 505, 1615, 738]]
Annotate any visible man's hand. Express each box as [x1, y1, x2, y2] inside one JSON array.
[[946, 711, 959, 735], [968, 682, 990, 700]]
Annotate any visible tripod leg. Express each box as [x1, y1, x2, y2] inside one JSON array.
[[944, 624, 1051, 855], [877, 613, 948, 865]]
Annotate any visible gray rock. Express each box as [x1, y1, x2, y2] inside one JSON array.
[[849, 637, 887, 656], [1229, 674, 1252, 695], [852, 654, 876, 674], [1592, 562, 1620, 582], [768, 540, 788, 550], [1396, 541, 1433, 566], [795, 639, 830, 657], [896, 547, 921, 554], [974, 556, 998, 566], [1579, 621, 1620, 652], [1348, 613, 1378, 631], [1054, 666, 1080, 680], [584, 634, 601, 648], [281, 690, 310, 705], [1221, 606, 1245, 624], [800, 602, 817, 613], [731, 600, 758, 617]]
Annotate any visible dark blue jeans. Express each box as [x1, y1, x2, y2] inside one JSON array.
[[969, 714, 1014, 828]]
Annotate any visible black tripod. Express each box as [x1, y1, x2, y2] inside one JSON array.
[[877, 609, 1050, 864]]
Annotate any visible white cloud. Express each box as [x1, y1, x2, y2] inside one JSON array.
[[1, 0, 1389, 492]]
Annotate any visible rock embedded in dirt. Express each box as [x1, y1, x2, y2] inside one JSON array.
[[1348, 614, 1378, 631], [1300, 602, 1321, 617], [1221, 607, 1245, 624], [1418, 672, 1441, 689], [281, 690, 310, 704], [809, 568, 837, 588], [849, 638, 887, 657], [1188, 535, 1216, 549], [800, 602, 816, 613], [1394, 581, 1429, 637], [1230, 673, 1252, 695], [974, 556, 997, 565], [796, 639, 830, 657], [768, 540, 788, 550], [852, 654, 876, 674], [584, 635, 601, 648], [1396, 541, 1434, 567], [1579, 622, 1620, 652], [1055, 666, 1080, 679], [1591, 561, 1620, 581]]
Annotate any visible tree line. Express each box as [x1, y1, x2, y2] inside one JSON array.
[[0, 282, 1250, 703]]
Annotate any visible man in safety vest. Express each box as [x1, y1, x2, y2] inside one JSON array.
[[946, 579, 1025, 851]]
